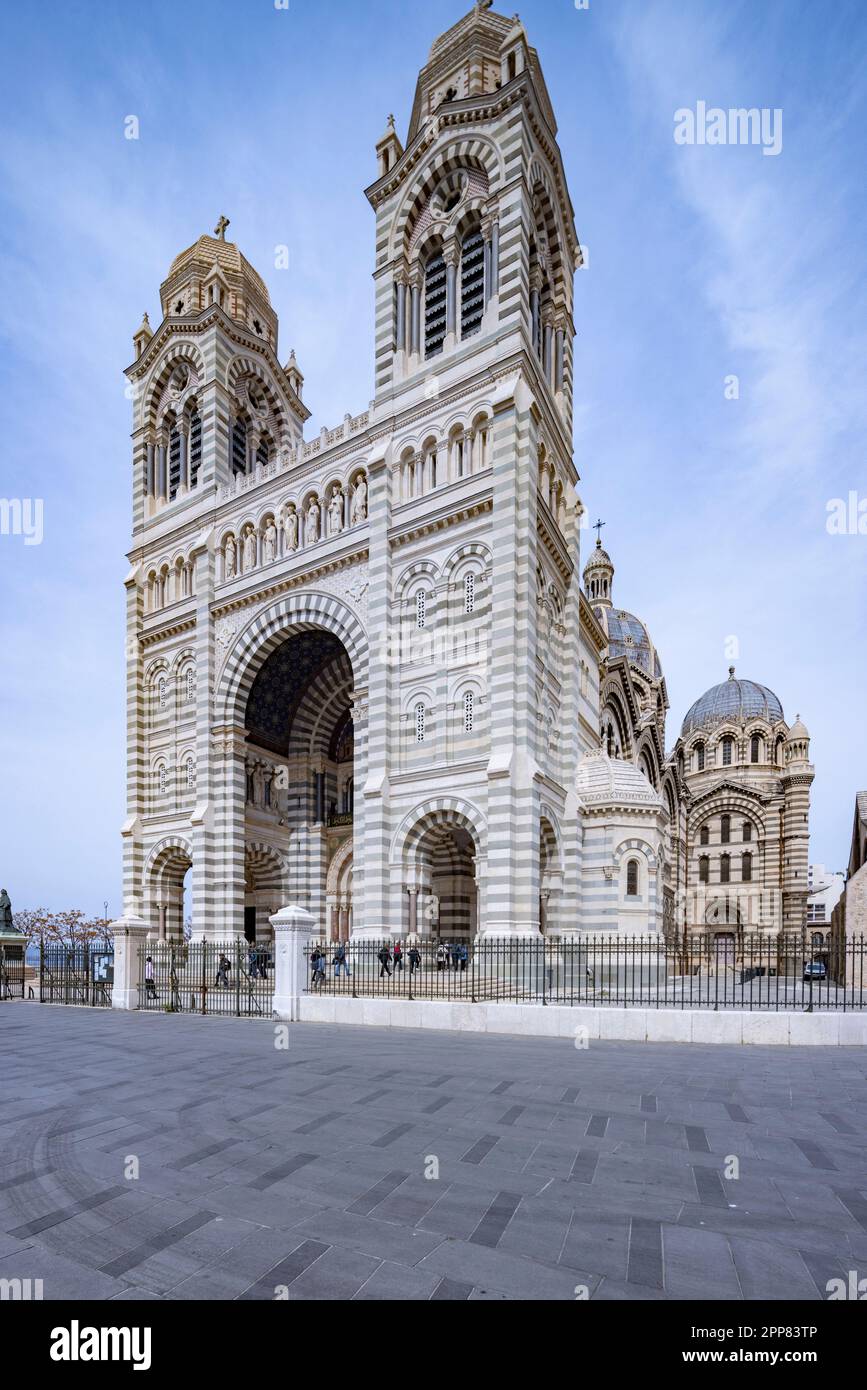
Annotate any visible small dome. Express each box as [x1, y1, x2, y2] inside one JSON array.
[[166, 234, 271, 307], [682, 668, 784, 738], [788, 715, 809, 740], [583, 541, 613, 574], [576, 749, 663, 808]]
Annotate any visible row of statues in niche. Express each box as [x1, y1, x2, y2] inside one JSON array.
[[224, 476, 368, 579]]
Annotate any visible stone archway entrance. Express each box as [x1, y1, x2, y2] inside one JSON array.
[[145, 839, 192, 942], [326, 837, 353, 941], [403, 816, 479, 942], [243, 629, 356, 933]]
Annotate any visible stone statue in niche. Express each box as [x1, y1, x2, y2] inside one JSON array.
[[305, 498, 320, 546], [224, 535, 237, 579], [328, 485, 344, 536], [284, 506, 298, 552], [263, 520, 278, 564], [243, 527, 256, 571], [351, 476, 368, 524]]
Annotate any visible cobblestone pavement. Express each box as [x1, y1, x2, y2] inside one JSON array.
[[2, 1005, 866, 1300]]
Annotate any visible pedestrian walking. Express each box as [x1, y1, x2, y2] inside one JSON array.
[[333, 942, 350, 978], [378, 944, 392, 978], [215, 952, 231, 987], [310, 946, 326, 987], [436, 942, 449, 972], [393, 940, 404, 972], [144, 954, 157, 1000], [451, 942, 461, 971], [408, 945, 421, 975], [459, 943, 468, 972]]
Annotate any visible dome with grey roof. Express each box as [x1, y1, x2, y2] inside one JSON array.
[[681, 668, 784, 738]]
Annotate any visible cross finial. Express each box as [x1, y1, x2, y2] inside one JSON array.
[[593, 518, 606, 546], [214, 214, 230, 241]]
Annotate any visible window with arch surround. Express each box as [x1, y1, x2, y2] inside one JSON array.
[[231, 416, 248, 477], [742, 821, 752, 843], [464, 690, 474, 733], [722, 736, 734, 766], [157, 765, 167, 797], [750, 733, 761, 763], [460, 226, 485, 339], [415, 703, 426, 744], [742, 852, 753, 883], [695, 742, 705, 772], [415, 590, 427, 630], [185, 759, 195, 791], [189, 410, 202, 489], [185, 668, 195, 705], [424, 250, 447, 359], [721, 814, 731, 845], [699, 855, 710, 884], [157, 677, 168, 711], [626, 860, 640, 898], [464, 572, 475, 614], [720, 853, 731, 884], [699, 825, 709, 846]]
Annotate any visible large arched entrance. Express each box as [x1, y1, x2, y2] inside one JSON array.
[[242, 629, 356, 934]]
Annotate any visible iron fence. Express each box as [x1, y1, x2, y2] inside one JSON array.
[[39, 942, 114, 1007], [0, 945, 25, 1001], [304, 934, 867, 1011], [137, 941, 274, 1016]]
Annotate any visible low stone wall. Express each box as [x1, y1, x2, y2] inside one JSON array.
[[299, 994, 867, 1045]]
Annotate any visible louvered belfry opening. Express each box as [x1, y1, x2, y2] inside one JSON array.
[[424, 250, 447, 359], [231, 416, 248, 476], [460, 226, 485, 339], [168, 426, 181, 500], [189, 410, 202, 489]]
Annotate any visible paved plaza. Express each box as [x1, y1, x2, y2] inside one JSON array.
[[1, 1005, 866, 1301]]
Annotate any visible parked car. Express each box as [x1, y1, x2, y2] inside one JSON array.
[[803, 961, 827, 981]]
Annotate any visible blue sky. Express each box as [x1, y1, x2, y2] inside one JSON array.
[[0, 0, 865, 915]]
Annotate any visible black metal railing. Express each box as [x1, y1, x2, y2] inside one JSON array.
[[0, 946, 25, 1001], [304, 934, 867, 1011], [39, 942, 114, 1007], [137, 941, 274, 1016]]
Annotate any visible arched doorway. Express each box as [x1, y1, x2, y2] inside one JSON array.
[[243, 629, 356, 931], [145, 838, 192, 942], [403, 816, 478, 941]]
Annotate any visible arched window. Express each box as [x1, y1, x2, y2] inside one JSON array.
[[721, 815, 731, 844], [415, 703, 426, 744], [415, 590, 427, 629], [189, 410, 202, 489], [231, 416, 248, 476], [185, 668, 195, 705], [424, 250, 447, 359], [464, 690, 474, 733], [157, 765, 167, 797], [742, 821, 752, 843], [699, 825, 709, 846], [256, 435, 271, 468], [720, 853, 731, 884], [695, 742, 705, 772], [157, 677, 167, 711], [185, 759, 195, 790], [742, 852, 753, 883], [168, 424, 181, 500], [464, 572, 475, 614], [722, 736, 734, 766], [750, 733, 761, 763], [699, 855, 710, 884], [626, 860, 639, 897], [460, 226, 485, 339]]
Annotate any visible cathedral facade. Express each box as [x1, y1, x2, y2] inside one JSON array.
[[121, 3, 813, 946]]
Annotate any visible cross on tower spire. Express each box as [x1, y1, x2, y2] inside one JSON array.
[[214, 214, 230, 241], [593, 518, 606, 547]]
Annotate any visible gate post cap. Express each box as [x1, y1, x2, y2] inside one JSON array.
[[110, 915, 150, 939], [270, 904, 318, 934]]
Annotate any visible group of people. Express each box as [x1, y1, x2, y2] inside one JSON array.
[[307, 938, 472, 986], [141, 945, 270, 1000]]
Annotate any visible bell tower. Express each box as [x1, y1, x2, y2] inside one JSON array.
[[365, 1, 580, 435]]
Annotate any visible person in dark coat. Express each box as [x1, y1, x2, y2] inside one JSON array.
[[378, 944, 392, 978]]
